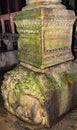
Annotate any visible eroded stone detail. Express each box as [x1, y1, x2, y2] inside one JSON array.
[[14, 4, 75, 69], [1, 61, 77, 127]]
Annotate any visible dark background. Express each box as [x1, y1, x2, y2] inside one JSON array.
[[0, 0, 26, 14], [61, 0, 77, 16], [62, 0, 74, 9], [0, 0, 76, 15]]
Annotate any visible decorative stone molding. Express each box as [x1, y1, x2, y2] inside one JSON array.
[[14, 2, 75, 69], [1, 1, 77, 129]]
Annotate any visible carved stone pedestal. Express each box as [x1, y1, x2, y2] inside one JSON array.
[[14, 0, 75, 69], [1, 0, 77, 129]]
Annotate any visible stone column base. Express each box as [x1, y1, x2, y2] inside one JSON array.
[[1, 60, 77, 128]]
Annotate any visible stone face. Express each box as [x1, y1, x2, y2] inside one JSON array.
[[1, 0, 77, 129], [14, 4, 75, 69], [1, 61, 77, 127]]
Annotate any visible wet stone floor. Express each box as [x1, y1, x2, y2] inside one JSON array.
[[0, 72, 77, 130]]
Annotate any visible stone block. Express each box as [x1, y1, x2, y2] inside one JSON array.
[[1, 61, 77, 128], [14, 3, 75, 69]]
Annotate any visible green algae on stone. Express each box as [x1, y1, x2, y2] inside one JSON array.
[[14, 4, 75, 69], [14, 8, 41, 20], [1, 61, 77, 127]]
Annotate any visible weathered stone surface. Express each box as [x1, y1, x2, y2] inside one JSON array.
[[14, 2, 75, 69], [1, 0, 77, 128], [26, 0, 61, 5], [1, 60, 77, 127]]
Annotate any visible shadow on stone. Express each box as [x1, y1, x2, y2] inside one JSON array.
[[45, 89, 60, 127]]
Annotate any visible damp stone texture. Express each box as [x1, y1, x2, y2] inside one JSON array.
[[14, 0, 75, 69], [1, 0, 77, 129], [1, 61, 77, 128]]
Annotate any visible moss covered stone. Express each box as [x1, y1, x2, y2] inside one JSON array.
[[1, 61, 77, 127]]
